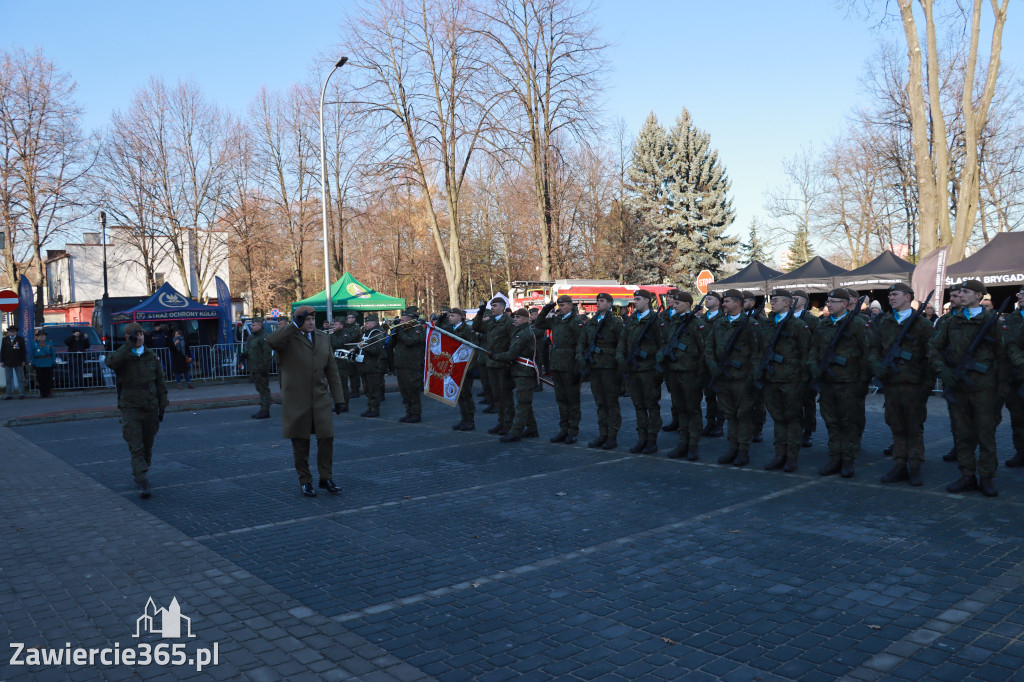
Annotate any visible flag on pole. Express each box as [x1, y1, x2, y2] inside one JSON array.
[[423, 324, 475, 406], [911, 246, 950, 310]]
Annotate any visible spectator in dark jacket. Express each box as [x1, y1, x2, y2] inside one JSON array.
[[1, 325, 28, 399], [64, 329, 91, 388], [169, 329, 193, 388]]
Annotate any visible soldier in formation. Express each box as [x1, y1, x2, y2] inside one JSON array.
[[492, 308, 540, 442], [658, 290, 707, 461], [474, 297, 515, 436], [242, 317, 274, 419], [535, 295, 585, 444], [577, 292, 624, 450], [394, 306, 426, 423], [617, 290, 664, 454]]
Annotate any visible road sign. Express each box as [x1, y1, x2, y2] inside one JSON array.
[[269, 308, 280, 318], [696, 270, 714, 295], [0, 289, 18, 313]]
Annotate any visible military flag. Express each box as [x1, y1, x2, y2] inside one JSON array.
[[423, 323, 475, 406]]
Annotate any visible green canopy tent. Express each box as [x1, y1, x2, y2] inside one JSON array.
[[292, 273, 406, 313]]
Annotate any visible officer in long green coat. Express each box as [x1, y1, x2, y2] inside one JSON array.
[[870, 282, 936, 487], [791, 290, 819, 447], [536, 295, 586, 444], [576, 292, 624, 450], [356, 314, 386, 417], [657, 289, 707, 461], [446, 308, 479, 431], [755, 289, 810, 473], [705, 289, 761, 467], [394, 307, 426, 423], [929, 279, 1007, 497], [1001, 285, 1024, 468], [809, 288, 871, 479], [493, 308, 539, 442], [473, 297, 515, 435], [616, 289, 664, 454], [106, 322, 169, 498], [242, 318, 274, 419]]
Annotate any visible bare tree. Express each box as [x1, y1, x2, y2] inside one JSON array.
[[0, 47, 93, 318], [764, 146, 828, 264], [478, 0, 606, 280]]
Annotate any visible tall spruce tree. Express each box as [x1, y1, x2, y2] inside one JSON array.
[[662, 109, 737, 281], [788, 226, 814, 268], [740, 217, 770, 265], [623, 112, 670, 283]]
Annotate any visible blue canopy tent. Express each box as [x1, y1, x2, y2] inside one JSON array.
[[111, 283, 220, 323]]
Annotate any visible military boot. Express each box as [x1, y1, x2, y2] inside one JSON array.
[[819, 456, 842, 476], [764, 452, 786, 471], [947, 474, 979, 494], [661, 420, 679, 432], [907, 466, 923, 487], [732, 447, 750, 467], [1005, 451, 1024, 468], [879, 464, 909, 484], [783, 453, 799, 473], [800, 431, 813, 448], [588, 435, 607, 449], [642, 438, 658, 455], [550, 431, 568, 443], [840, 458, 856, 478], [687, 442, 700, 461], [628, 440, 647, 454], [942, 448, 958, 462], [137, 479, 151, 499], [251, 409, 270, 419], [602, 434, 618, 450], [718, 448, 739, 465], [667, 440, 688, 459], [979, 476, 998, 497]]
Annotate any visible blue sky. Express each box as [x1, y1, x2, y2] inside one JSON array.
[[2, 0, 1020, 250]]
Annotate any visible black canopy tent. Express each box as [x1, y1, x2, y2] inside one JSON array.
[[944, 232, 1024, 290], [766, 256, 849, 294], [836, 250, 915, 290], [715, 261, 784, 296]]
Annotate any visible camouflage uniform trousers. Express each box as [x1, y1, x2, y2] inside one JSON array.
[[882, 383, 930, 469], [458, 372, 476, 423], [703, 387, 722, 429], [627, 369, 662, 443], [588, 368, 621, 438], [949, 389, 1001, 478], [752, 384, 767, 433], [397, 367, 423, 417], [716, 378, 754, 449], [551, 370, 582, 436], [664, 368, 703, 446], [510, 375, 538, 436], [121, 408, 160, 482], [360, 368, 383, 410], [487, 367, 515, 431], [763, 381, 803, 460], [292, 437, 333, 485], [818, 382, 867, 462], [252, 371, 272, 411], [801, 385, 818, 435]]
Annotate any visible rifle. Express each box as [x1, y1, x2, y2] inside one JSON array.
[[654, 295, 709, 374], [941, 295, 1012, 403], [753, 310, 793, 390], [580, 313, 608, 377], [810, 295, 868, 392], [626, 308, 660, 370], [871, 289, 934, 390], [706, 309, 754, 393]]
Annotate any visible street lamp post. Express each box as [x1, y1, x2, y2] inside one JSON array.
[[99, 211, 109, 300], [318, 56, 348, 325]]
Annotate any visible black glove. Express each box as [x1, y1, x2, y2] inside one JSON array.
[[158, 408, 165, 422], [478, 301, 487, 311], [293, 309, 308, 326], [334, 402, 343, 415], [541, 301, 556, 314]]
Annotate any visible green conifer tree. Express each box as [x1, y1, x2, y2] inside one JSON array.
[[623, 112, 669, 282], [740, 217, 770, 265], [788, 226, 814, 268]]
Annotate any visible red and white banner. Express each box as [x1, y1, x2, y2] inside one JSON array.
[[423, 324, 475, 406]]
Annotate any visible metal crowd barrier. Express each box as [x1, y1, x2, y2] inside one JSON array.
[[20, 344, 279, 392]]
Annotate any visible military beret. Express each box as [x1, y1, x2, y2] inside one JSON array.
[[790, 289, 809, 300], [634, 289, 654, 300], [674, 291, 694, 304], [556, 294, 573, 304], [960, 279, 987, 295], [124, 322, 144, 335], [490, 297, 507, 307], [770, 289, 792, 298], [827, 289, 852, 301], [666, 288, 683, 299], [513, 308, 530, 318], [723, 289, 744, 300], [843, 288, 859, 299], [449, 307, 466, 317], [365, 313, 379, 322], [741, 290, 757, 300], [888, 282, 913, 295], [704, 290, 723, 302], [596, 292, 614, 303]]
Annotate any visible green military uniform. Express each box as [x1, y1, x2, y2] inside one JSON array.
[[105, 325, 169, 495], [473, 302, 515, 433], [929, 285, 1007, 488], [531, 316, 548, 387], [934, 301, 963, 462], [331, 322, 362, 407], [792, 298, 820, 445], [493, 312, 538, 440], [446, 313, 478, 429], [536, 298, 586, 441], [699, 305, 725, 435], [658, 304, 708, 460], [658, 306, 682, 431], [357, 320, 386, 415], [743, 293, 768, 441], [756, 304, 811, 472], [616, 293, 664, 454], [242, 322, 274, 416], [704, 301, 762, 465], [809, 294, 871, 477], [870, 287, 935, 484], [394, 310, 426, 421], [576, 299, 624, 449], [1002, 298, 1024, 467]]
